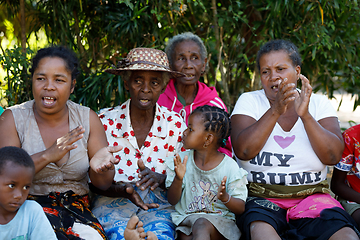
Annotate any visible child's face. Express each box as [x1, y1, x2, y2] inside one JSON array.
[[0, 162, 34, 217], [182, 113, 208, 150]]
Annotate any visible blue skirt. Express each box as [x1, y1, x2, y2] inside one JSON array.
[[91, 185, 175, 240]]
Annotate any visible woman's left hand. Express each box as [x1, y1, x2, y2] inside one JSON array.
[[294, 74, 312, 117], [90, 145, 123, 173], [136, 159, 166, 191]]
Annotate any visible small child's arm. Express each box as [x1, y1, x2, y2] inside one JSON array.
[[217, 176, 246, 215], [331, 168, 360, 203], [167, 154, 188, 205]]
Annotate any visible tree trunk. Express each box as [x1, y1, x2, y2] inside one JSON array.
[[211, 0, 231, 109]]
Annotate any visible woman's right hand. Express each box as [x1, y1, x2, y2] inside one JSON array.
[[45, 125, 85, 163], [272, 78, 297, 116]]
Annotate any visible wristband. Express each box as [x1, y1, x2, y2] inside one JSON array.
[[222, 195, 231, 204]]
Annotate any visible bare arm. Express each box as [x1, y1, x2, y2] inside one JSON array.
[[295, 75, 344, 165], [167, 154, 188, 205], [217, 176, 245, 215], [88, 110, 121, 190], [0, 110, 84, 173], [231, 78, 296, 160], [331, 168, 360, 203]]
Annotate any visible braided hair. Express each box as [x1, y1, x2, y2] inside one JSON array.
[[191, 105, 231, 148]]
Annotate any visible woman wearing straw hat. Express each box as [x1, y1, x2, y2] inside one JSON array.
[[90, 48, 187, 240]]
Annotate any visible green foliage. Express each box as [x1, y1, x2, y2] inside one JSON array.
[[1, 0, 360, 113], [0, 46, 33, 106]]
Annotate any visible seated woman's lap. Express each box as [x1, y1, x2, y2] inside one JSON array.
[[237, 196, 360, 240], [91, 185, 175, 240]]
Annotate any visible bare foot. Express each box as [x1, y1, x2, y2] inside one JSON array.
[[124, 215, 147, 240], [147, 231, 158, 240]]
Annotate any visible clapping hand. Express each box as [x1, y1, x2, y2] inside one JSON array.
[[294, 74, 312, 117], [217, 176, 229, 202], [173, 154, 188, 181]]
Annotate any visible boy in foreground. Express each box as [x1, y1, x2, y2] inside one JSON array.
[[0, 146, 57, 239]]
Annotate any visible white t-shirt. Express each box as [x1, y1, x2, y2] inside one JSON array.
[[0, 200, 57, 240], [231, 89, 337, 186]]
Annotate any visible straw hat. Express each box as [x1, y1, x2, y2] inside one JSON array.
[[105, 47, 184, 77]]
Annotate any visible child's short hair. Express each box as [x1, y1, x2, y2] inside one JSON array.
[[0, 146, 35, 175], [191, 105, 231, 148]]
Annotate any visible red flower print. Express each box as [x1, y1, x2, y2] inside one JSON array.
[[136, 168, 140, 173], [148, 132, 153, 137], [120, 114, 126, 119], [157, 126, 162, 132], [178, 136, 182, 142], [130, 131, 135, 136], [162, 170, 166, 174], [144, 141, 150, 147], [154, 146, 159, 152], [181, 147, 186, 152], [43, 207, 59, 216], [167, 116, 173, 121], [147, 157, 152, 163], [135, 152, 141, 159], [126, 160, 132, 166], [164, 143, 168, 149], [169, 145, 174, 152], [175, 121, 181, 128], [175, 113, 181, 118], [108, 119, 114, 125], [113, 142, 118, 146], [111, 130, 118, 137], [103, 124, 107, 131], [99, 114, 105, 119], [109, 107, 114, 111], [124, 147, 130, 154], [116, 123, 122, 129], [128, 176, 135, 181], [123, 132, 129, 138], [121, 104, 126, 109], [156, 115, 161, 121], [151, 167, 155, 172], [169, 130, 174, 136], [158, 158, 164, 163], [118, 169, 124, 174], [115, 155, 121, 161]]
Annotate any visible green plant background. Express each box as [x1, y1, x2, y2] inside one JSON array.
[[0, 0, 359, 114]]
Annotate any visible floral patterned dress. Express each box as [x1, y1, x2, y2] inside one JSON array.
[[91, 99, 186, 240]]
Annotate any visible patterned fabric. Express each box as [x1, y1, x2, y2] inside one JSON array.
[[248, 180, 331, 199], [92, 186, 175, 240], [105, 48, 182, 77], [98, 99, 186, 183], [335, 124, 360, 193], [28, 191, 107, 240], [165, 149, 248, 225], [93, 99, 186, 240]]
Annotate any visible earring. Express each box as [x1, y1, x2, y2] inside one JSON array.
[[203, 143, 208, 148]]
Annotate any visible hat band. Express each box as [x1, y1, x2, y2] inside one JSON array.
[[118, 59, 170, 70]]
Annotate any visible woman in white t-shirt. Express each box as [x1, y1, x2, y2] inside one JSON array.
[[231, 39, 359, 240]]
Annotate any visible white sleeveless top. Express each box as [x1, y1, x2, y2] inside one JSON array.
[[10, 100, 90, 195]]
